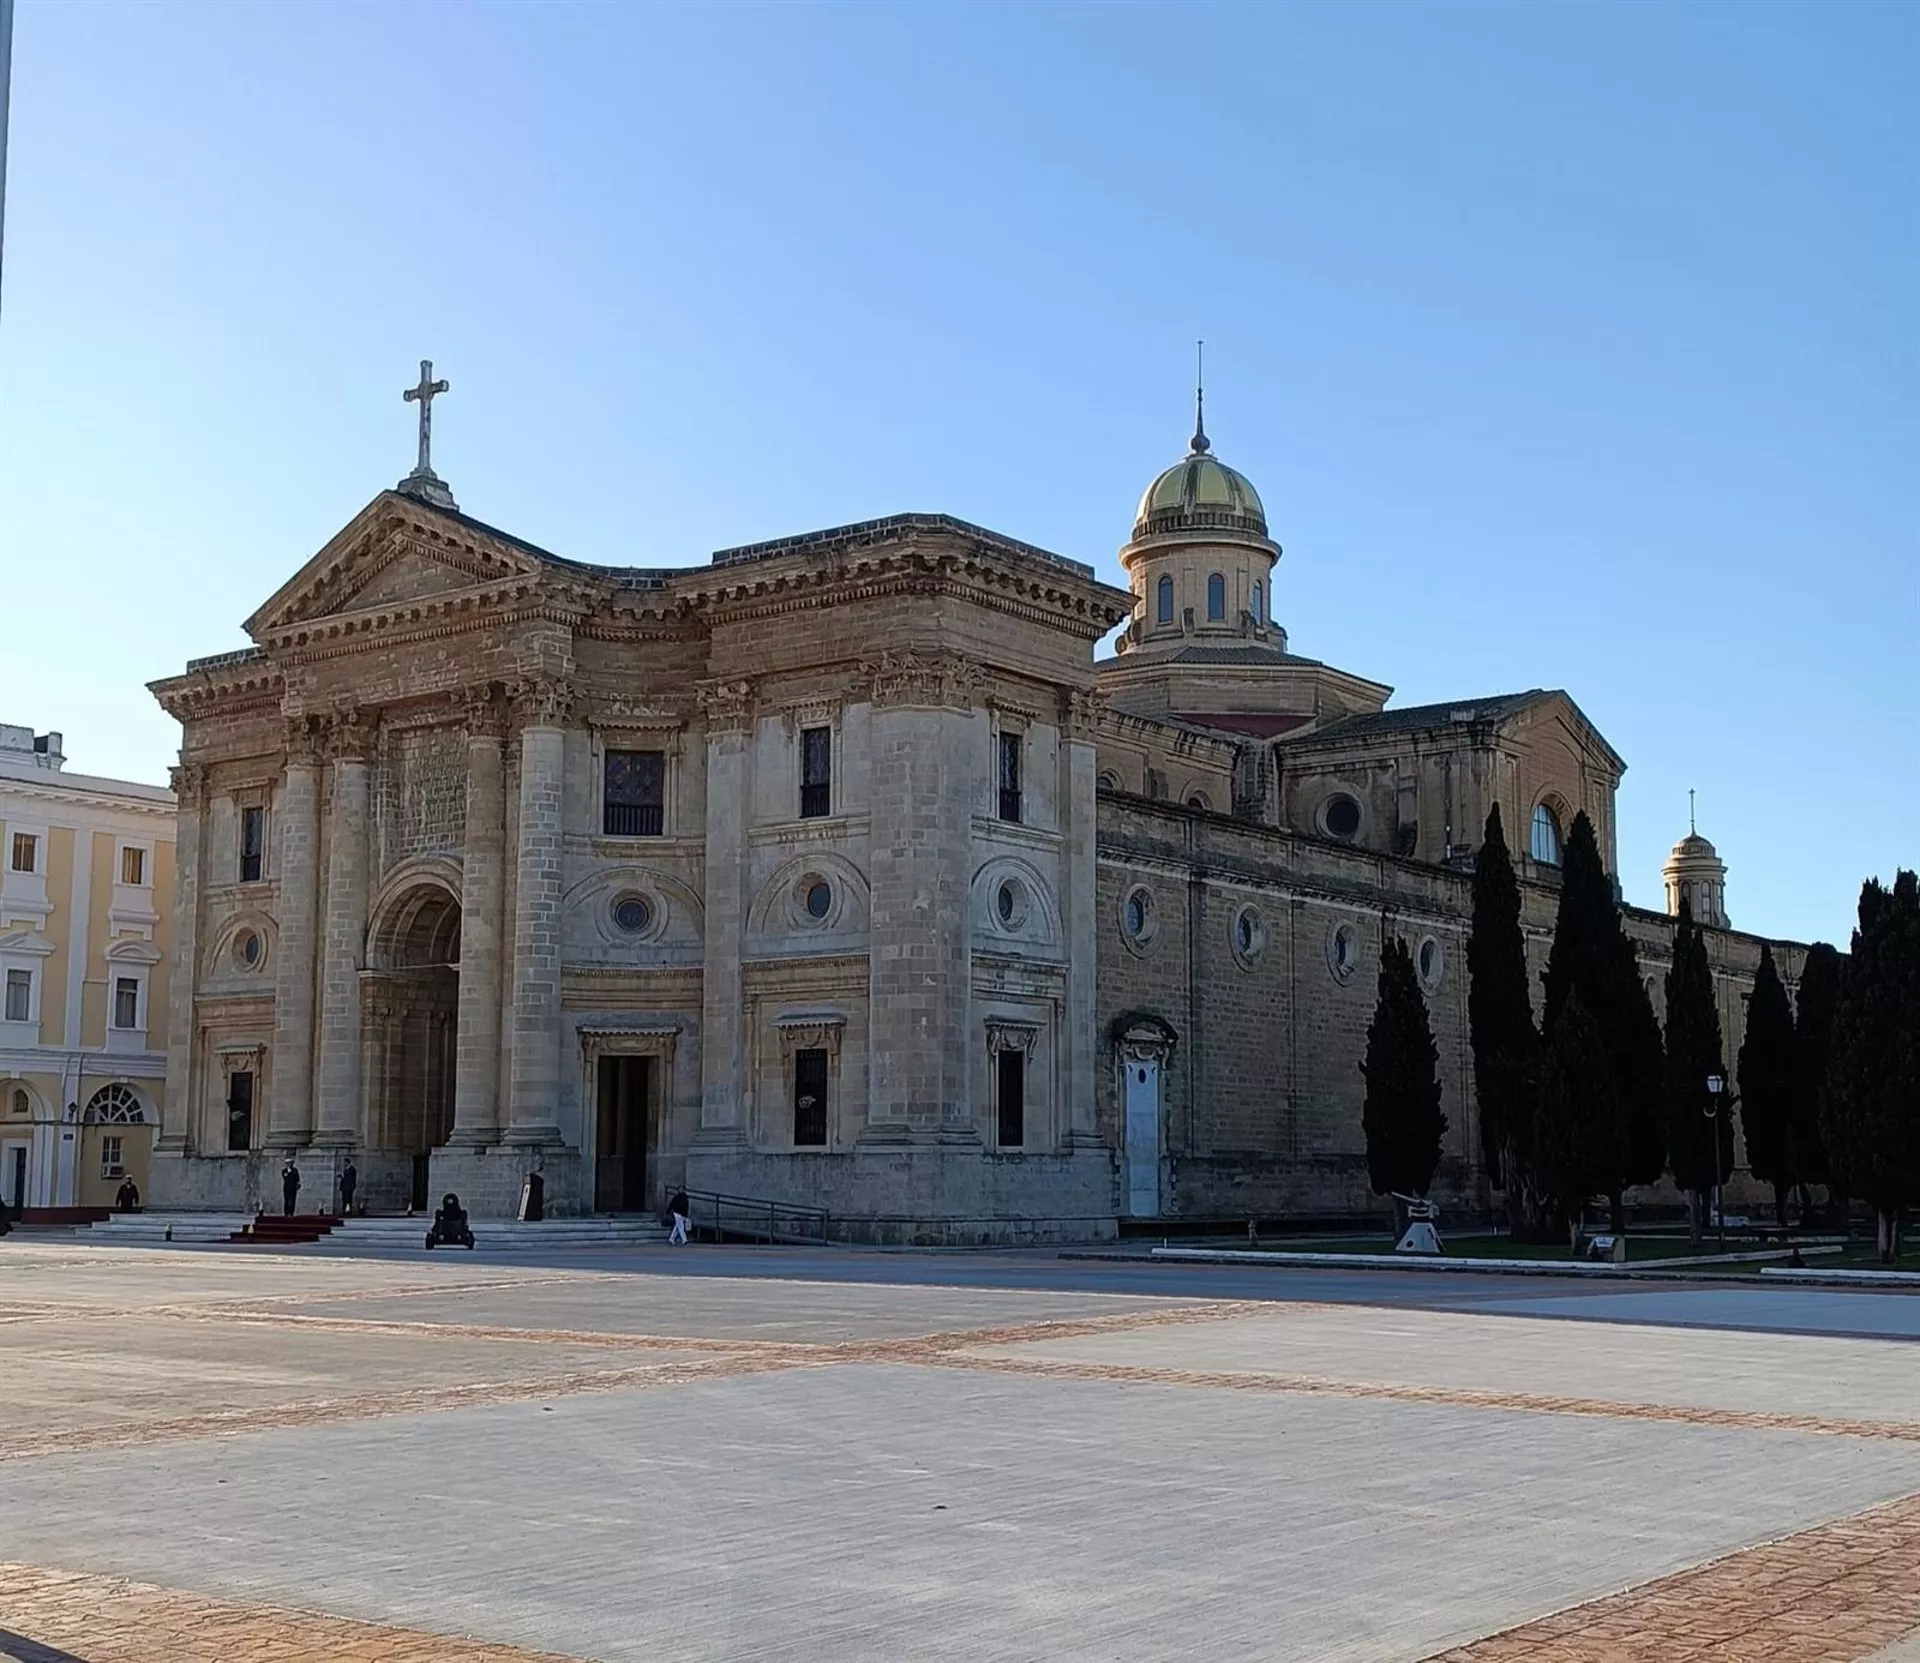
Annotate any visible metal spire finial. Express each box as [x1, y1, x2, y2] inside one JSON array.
[[396, 359, 458, 511], [1689, 788, 1697, 835], [1190, 339, 1210, 455]]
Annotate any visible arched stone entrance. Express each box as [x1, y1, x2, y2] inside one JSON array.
[[365, 881, 460, 1211]]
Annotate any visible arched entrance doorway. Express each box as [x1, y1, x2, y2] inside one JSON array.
[[366, 881, 460, 1212]]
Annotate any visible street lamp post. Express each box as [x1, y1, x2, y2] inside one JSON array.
[[1706, 1074, 1726, 1249]]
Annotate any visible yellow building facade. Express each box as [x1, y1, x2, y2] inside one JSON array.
[[0, 724, 175, 1211]]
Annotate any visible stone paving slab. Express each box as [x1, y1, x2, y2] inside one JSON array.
[[245, 1273, 1170, 1345], [7, 1364, 1920, 1663], [0, 1312, 711, 1444], [961, 1302, 1920, 1427], [1459, 1286, 1920, 1341]]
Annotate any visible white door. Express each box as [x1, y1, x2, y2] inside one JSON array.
[[1123, 1060, 1160, 1217]]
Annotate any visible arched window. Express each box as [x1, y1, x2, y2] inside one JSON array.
[[1206, 573, 1226, 621], [86, 1083, 145, 1124], [1251, 579, 1263, 621], [1530, 803, 1563, 866], [1155, 574, 1173, 624]]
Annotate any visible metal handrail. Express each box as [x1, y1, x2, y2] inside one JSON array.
[[684, 1187, 831, 1246]]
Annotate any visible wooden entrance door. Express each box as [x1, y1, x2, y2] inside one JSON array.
[[595, 1056, 652, 1213]]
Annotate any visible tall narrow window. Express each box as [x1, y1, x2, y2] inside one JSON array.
[[603, 750, 666, 836], [800, 727, 832, 819], [997, 1047, 1026, 1148], [9, 833, 37, 874], [100, 1135, 124, 1178], [1530, 803, 1563, 866], [4, 970, 28, 1023], [227, 1069, 255, 1152], [121, 847, 146, 886], [1155, 574, 1174, 624], [1206, 573, 1226, 621], [997, 732, 1022, 824], [793, 1048, 829, 1147], [1251, 579, 1263, 622], [113, 977, 140, 1030], [239, 807, 265, 882]]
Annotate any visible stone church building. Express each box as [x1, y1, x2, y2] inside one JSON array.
[[149, 385, 1795, 1236]]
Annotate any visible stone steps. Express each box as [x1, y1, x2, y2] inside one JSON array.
[[88, 1214, 672, 1250]]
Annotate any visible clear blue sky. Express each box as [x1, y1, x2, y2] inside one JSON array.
[[3, 1, 1913, 947]]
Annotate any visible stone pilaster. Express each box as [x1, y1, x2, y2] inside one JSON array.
[[1059, 689, 1102, 1146], [267, 719, 323, 1147], [694, 678, 754, 1148], [504, 678, 569, 1145], [156, 762, 206, 1155], [452, 694, 507, 1145], [314, 712, 374, 1149], [861, 651, 981, 1143]]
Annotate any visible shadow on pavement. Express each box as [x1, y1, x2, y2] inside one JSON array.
[[0, 1630, 92, 1663]]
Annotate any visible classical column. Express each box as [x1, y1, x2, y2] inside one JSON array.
[[861, 651, 980, 1143], [314, 712, 374, 1149], [157, 762, 206, 1155], [267, 718, 323, 1147], [451, 694, 506, 1145], [695, 678, 754, 1147], [1059, 689, 1102, 1146], [504, 678, 569, 1144]]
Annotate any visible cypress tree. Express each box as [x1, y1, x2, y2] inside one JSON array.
[[1665, 898, 1732, 1239], [1360, 937, 1449, 1216], [1539, 810, 1663, 1224], [1737, 943, 1798, 1227], [1467, 804, 1540, 1225], [1534, 991, 1612, 1252], [1823, 871, 1920, 1262], [1792, 941, 1843, 1218]]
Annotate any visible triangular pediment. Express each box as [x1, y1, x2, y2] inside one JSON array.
[[245, 492, 551, 638]]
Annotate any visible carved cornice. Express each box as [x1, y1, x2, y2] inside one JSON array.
[[696, 678, 756, 735], [322, 709, 378, 764], [1061, 688, 1101, 742], [168, 763, 210, 808], [463, 684, 511, 742], [509, 676, 574, 729], [860, 649, 985, 712], [283, 714, 327, 769], [985, 1018, 1040, 1056], [777, 1014, 845, 1058]]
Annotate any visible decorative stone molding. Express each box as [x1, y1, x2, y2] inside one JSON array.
[[168, 762, 209, 807], [696, 678, 756, 735], [282, 714, 326, 768], [577, 1019, 680, 1066], [776, 1013, 845, 1059], [860, 649, 985, 712], [779, 695, 841, 735], [323, 708, 378, 762], [985, 1018, 1039, 1057], [1061, 688, 1101, 742], [462, 684, 511, 741], [509, 676, 574, 729], [1110, 1011, 1178, 1065]]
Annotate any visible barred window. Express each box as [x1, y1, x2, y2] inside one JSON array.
[[240, 807, 265, 882], [800, 727, 832, 819], [997, 732, 1022, 824], [604, 750, 666, 837]]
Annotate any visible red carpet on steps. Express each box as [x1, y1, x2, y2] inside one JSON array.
[[231, 1214, 343, 1245]]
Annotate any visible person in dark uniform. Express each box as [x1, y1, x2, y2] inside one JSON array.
[[281, 1158, 301, 1217], [114, 1176, 141, 1212], [339, 1157, 358, 1218]]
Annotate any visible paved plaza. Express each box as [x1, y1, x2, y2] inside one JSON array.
[[2, 1243, 1919, 1661]]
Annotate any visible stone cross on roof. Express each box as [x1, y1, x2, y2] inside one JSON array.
[[396, 359, 458, 512]]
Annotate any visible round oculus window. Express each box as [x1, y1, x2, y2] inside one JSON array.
[[238, 931, 262, 968], [996, 879, 1019, 925], [1418, 937, 1441, 985], [612, 895, 651, 934], [1122, 886, 1156, 944], [805, 879, 833, 920], [1323, 794, 1362, 841], [1330, 923, 1359, 982], [1234, 908, 1260, 958]]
